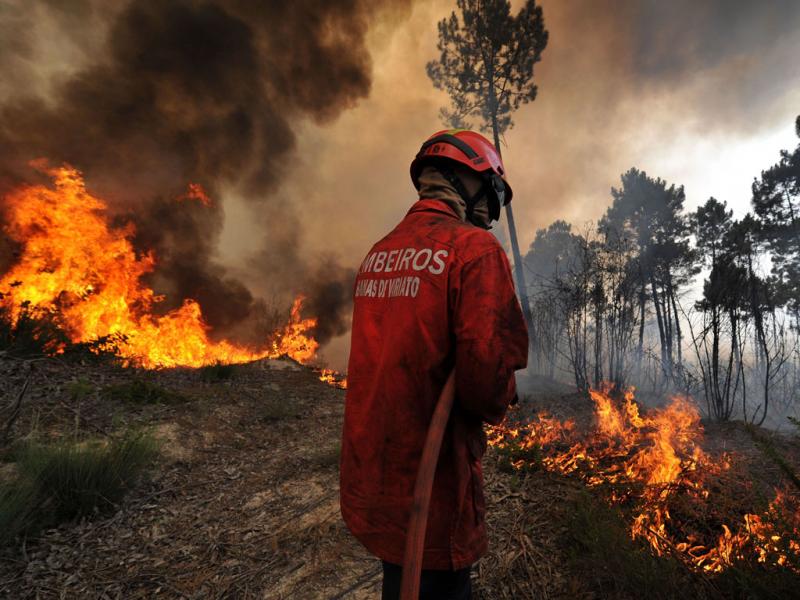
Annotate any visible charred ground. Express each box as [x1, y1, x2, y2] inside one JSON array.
[[0, 357, 798, 599]]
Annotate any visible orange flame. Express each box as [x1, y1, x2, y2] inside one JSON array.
[[0, 164, 317, 368], [181, 182, 212, 207], [489, 385, 800, 572], [318, 368, 347, 389]]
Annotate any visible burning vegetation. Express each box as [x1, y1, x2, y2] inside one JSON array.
[[0, 163, 320, 369], [488, 386, 800, 577]]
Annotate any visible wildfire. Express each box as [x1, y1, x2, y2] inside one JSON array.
[[0, 164, 318, 368], [488, 385, 800, 573], [318, 368, 347, 389]]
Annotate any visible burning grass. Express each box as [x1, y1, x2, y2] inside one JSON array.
[[488, 386, 800, 581], [317, 368, 347, 389]]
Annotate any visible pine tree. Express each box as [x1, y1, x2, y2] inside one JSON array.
[[427, 0, 549, 337], [751, 115, 800, 317]]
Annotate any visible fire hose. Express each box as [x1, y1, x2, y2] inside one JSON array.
[[399, 370, 456, 600]]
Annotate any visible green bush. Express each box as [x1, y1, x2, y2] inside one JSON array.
[[0, 431, 158, 544], [103, 379, 185, 405], [199, 362, 238, 383]]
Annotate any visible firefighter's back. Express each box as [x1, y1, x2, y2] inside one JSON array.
[[340, 199, 506, 569]]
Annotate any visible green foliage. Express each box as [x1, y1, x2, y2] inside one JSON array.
[[0, 431, 157, 544], [602, 168, 695, 276], [751, 114, 800, 313], [694, 197, 734, 268], [102, 379, 186, 405], [524, 220, 586, 294], [789, 416, 800, 435], [199, 362, 238, 383], [427, 0, 548, 137]]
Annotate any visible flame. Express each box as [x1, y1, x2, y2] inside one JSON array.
[[318, 368, 347, 389], [489, 385, 800, 573], [0, 164, 318, 368], [181, 182, 212, 207]]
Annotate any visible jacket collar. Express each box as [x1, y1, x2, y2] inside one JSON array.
[[407, 198, 461, 221]]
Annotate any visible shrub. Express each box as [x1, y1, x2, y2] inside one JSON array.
[[103, 379, 185, 405], [0, 303, 69, 357], [0, 304, 121, 363], [0, 431, 158, 544], [199, 362, 238, 383]]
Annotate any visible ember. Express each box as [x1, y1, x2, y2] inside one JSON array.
[[0, 164, 318, 369], [488, 386, 800, 573]]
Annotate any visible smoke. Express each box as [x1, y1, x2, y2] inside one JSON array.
[[0, 0, 411, 346], [2, 0, 798, 357], [494, 0, 800, 239]]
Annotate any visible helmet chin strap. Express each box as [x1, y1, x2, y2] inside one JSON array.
[[435, 164, 494, 230]]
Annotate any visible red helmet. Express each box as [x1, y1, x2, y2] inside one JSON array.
[[410, 129, 513, 216]]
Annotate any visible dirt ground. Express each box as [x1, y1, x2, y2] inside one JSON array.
[[0, 356, 797, 599]]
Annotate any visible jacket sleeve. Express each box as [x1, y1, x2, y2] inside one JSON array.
[[452, 246, 529, 425]]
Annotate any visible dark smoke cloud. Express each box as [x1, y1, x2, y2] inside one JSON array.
[[0, 0, 410, 346]]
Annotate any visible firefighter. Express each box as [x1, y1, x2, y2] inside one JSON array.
[[340, 129, 529, 599]]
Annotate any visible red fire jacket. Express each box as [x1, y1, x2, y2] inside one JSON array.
[[340, 199, 529, 570]]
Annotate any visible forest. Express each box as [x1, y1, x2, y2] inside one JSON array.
[[523, 115, 800, 428]]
